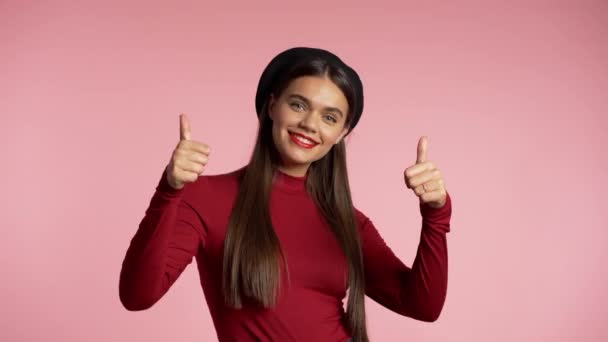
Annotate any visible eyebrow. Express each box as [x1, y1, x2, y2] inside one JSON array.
[[287, 94, 344, 118]]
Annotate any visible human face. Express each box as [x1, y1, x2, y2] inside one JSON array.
[[268, 75, 350, 177]]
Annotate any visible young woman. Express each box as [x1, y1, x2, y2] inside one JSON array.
[[119, 47, 452, 342]]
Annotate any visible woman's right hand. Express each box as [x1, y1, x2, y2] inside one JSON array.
[[165, 113, 211, 190]]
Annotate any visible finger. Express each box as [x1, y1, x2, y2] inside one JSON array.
[[414, 180, 440, 195], [408, 169, 440, 189], [410, 168, 441, 188], [184, 140, 211, 155], [177, 158, 206, 175], [174, 147, 208, 168], [186, 151, 209, 166], [180, 113, 192, 141], [420, 189, 445, 203], [176, 169, 200, 183], [405, 161, 435, 179], [416, 136, 428, 164]]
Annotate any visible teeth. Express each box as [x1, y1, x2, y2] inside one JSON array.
[[292, 133, 315, 145]]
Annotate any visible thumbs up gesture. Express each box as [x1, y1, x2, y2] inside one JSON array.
[[403, 136, 447, 209], [165, 113, 212, 190]]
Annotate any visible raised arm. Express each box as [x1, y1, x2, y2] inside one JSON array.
[[118, 169, 206, 311], [119, 113, 211, 311], [359, 191, 452, 322]]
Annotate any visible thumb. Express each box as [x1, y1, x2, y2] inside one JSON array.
[[180, 113, 192, 141], [416, 136, 428, 164]]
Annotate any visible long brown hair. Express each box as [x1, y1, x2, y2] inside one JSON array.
[[222, 56, 369, 342]]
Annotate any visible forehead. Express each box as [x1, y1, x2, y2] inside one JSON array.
[[283, 76, 349, 113]]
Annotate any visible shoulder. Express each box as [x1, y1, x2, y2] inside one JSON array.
[[182, 165, 246, 202], [198, 165, 245, 187], [353, 205, 372, 230]]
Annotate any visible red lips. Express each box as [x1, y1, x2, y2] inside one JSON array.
[[289, 132, 318, 148]]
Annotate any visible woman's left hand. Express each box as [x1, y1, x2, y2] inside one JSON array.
[[403, 136, 448, 209]]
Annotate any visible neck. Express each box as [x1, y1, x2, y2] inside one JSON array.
[[276, 163, 309, 178], [273, 166, 307, 193]]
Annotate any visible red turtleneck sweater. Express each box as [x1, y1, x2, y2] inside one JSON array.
[[119, 167, 452, 341]]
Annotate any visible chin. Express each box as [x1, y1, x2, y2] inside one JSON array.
[[284, 151, 313, 166], [278, 148, 309, 167]]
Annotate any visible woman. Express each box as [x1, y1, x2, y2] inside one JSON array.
[[119, 47, 452, 342]]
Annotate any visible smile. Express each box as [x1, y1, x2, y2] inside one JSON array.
[[289, 132, 318, 148]]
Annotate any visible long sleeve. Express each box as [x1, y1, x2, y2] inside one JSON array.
[[359, 191, 452, 322], [119, 169, 206, 311]]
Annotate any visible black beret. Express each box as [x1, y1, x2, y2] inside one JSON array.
[[255, 46, 363, 135]]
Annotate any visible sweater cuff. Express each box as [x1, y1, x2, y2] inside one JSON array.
[[419, 191, 452, 222], [156, 167, 185, 197]]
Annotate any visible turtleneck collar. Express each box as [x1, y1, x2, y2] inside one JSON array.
[[272, 168, 307, 194]]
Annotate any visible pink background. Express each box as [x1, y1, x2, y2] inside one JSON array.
[[1, 1, 606, 341]]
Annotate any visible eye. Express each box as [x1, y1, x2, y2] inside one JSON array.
[[290, 102, 305, 111], [324, 114, 337, 123]]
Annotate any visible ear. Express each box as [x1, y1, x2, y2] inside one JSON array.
[[268, 93, 276, 120], [335, 126, 349, 144]]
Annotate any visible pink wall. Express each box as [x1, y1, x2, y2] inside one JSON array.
[[1, 1, 606, 341]]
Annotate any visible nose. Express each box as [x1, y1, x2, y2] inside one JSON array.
[[298, 110, 319, 133]]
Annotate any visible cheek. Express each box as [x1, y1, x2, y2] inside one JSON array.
[[271, 120, 289, 149], [272, 123, 282, 145], [319, 128, 342, 145]]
